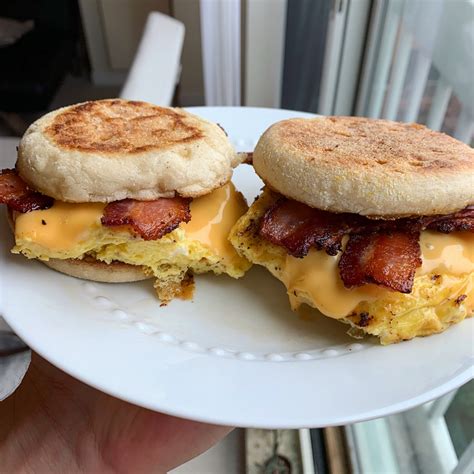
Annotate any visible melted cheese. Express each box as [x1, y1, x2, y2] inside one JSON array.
[[14, 183, 246, 261], [420, 231, 474, 275], [283, 250, 384, 318], [181, 182, 248, 264], [282, 231, 474, 319], [15, 202, 105, 250]]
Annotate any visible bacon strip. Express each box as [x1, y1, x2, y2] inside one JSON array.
[[425, 206, 474, 233], [338, 232, 422, 293], [0, 169, 53, 212], [102, 197, 191, 240], [260, 197, 473, 258], [259, 196, 473, 293], [260, 198, 360, 257]]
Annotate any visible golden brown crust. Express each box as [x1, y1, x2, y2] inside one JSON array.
[[254, 116, 474, 216], [17, 99, 238, 202], [153, 272, 195, 305], [44, 99, 203, 154], [277, 117, 472, 175]]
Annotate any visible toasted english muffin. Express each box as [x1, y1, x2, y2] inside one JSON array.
[[43, 258, 195, 302], [17, 99, 240, 202], [254, 116, 474, 217], [230, 114, 473, 344], [3, 100, 252, 303], [44, 257, 151, 283]]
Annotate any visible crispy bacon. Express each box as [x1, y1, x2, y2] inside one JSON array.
[[260, 197, 473, 258], [0, 169, 53, 212], [338, 231, 422, 293], [258, 196, 473, 293], [259, 198, 360, 256], [425, 206, 474, 233], [243, 152, 253, 164], [102, 197, 191, 240]]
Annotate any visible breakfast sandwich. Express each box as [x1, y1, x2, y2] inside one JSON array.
[[0, 99, 251, 303], [230, 117, 473, 344]]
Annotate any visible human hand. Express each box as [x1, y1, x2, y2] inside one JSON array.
[[0, 353, 232, 473]]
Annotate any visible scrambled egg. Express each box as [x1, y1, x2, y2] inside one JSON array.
[[13, 183, 251, 302], [229, 188, 474, 344]]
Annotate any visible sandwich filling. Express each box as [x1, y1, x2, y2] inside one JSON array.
[[1, 169, 251, 302], [229, 188, 474, 344], [259, 194, 473, 293]]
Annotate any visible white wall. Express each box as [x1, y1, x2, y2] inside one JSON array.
[[173, 0, 205, 105], [244, 0, 287, 107]]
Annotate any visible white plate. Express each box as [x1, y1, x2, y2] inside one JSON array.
[[1, 107, 472, 428]]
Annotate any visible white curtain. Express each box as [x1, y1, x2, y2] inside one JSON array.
[[199, 0, 241, 106]]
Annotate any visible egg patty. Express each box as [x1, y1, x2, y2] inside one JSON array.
[[13, 183, 251, 302], [229, 188, 474, 344]]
